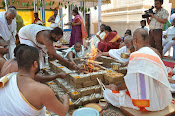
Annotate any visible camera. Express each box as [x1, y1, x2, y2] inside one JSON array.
[[142, 6, 155, 18]]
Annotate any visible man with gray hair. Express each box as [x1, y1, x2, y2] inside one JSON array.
[[96, 35, 135, 63], [0, 7, 17, 59]]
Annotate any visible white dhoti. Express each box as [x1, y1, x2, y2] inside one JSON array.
[[109, 46, 130, 63], [104, 47, 173, 111], [104, 89, 138, 110], [91, 31, 106, 48], [50, 15, 61, 28], [0, 11, 17, 59], [0, 73, 48, 116]]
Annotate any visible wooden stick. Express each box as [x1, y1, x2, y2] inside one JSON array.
[[80, 59, 103, 65], [97, 78, 106, 91], [94, 64, 107, 70]]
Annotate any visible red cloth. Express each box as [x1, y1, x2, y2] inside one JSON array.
[[98, 32, 120, 52], [163, 60, 175, 69]]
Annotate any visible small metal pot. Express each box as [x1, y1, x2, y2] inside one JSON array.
[[121, 53, 130, 59], [111, 62, 121, 70]]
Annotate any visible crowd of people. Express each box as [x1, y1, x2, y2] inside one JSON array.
[[0, 0, 175, 115]]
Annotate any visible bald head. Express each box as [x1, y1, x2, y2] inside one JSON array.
[[134, 28, 149, 41], [133, 28, 149, 50], [124, 35, 133, 49]]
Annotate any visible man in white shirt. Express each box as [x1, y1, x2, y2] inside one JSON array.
[[140, 20, 149, 33], [162, 18, 175, 55]]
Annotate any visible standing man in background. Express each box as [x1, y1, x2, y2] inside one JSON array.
[[8, 6, 24, 45], [0, 8, 17, 59], [147, 0, 169, 57], [48, 9, 62, 28], [140, 20, 149, 33]]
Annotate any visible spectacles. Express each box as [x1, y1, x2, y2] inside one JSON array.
[[0, 45, 9, 48]]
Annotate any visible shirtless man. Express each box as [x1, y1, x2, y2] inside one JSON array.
[[0, 39, 9, 71], [0, 45, 69, 115], [48, 9, 61, 28], [19, 24, 77, 69], [1, 44, 66, 83]]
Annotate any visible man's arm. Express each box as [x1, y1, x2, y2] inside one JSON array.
[[48, 16, 55, 23], [149, 13, 167, 24], [72, 22, 81, 26], [34, 73, 66, 83], [102, 52, 109, 56], [44, 40, 73, 68], [67, 52, 76, 64], [96, 35, 104, 42], [147, 18, 151, 25], [106, 82, 127, 91], [95, 50, 109, 59], [41, 85, 69, 116]]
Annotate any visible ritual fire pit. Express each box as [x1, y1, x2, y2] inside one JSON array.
[[45, 42, 125, 110]]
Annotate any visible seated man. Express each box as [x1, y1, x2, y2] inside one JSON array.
[[33, 13, 45, 26], [98, 26, 121, 52], [0, 44, 66, 83], [64, 42, 84, 65], [119, 29, 132, 48], [0, 45, 69, 115], [91, 24, 106, 47], [104, 28, 173, 111], [0, 39, 9, 72], [96, 35, 135, 63], [162, 18, 175, 55]]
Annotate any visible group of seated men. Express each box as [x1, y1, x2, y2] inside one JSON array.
[[162, 18, 175, 56], [0, 28, 174, 115]]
